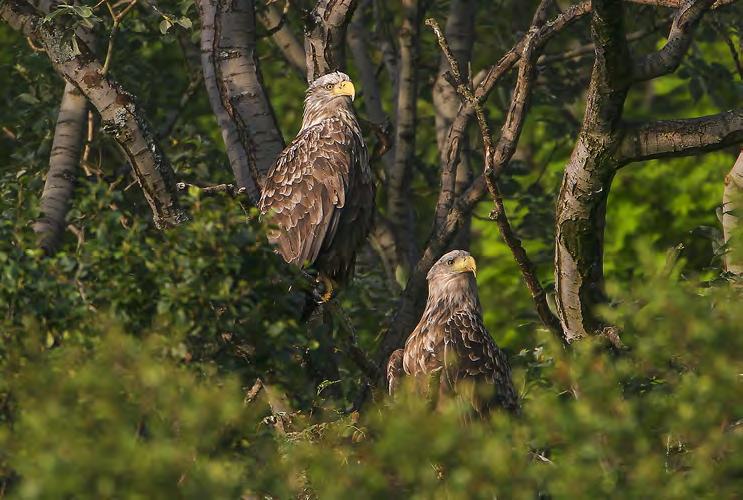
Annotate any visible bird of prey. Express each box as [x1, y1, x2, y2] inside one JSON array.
[[387, 250, 518, 415], [259, 72, 375, 301]]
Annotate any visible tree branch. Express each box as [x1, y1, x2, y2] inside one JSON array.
[[431, 0, 476, 248], [427, 15, 564, 339], [2, 0, 186, 228], [256, 0, 305, 76], [374, 1, 581, 374], [632, 0, 715, 82], [433, 1, 592, 229], [618, 109, 743, 163]]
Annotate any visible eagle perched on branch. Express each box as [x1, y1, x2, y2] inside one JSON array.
[[259, 72, 375, 300], [387, 250, 519, 415]]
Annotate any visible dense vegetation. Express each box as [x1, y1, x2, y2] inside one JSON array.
[[1, 0, 742, 497]]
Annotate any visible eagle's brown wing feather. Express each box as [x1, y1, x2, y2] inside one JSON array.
[[259, 118, 352, 268], [443, 310, 519, 414]]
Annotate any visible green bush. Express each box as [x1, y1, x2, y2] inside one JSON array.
[[3, 239, 742, 497]]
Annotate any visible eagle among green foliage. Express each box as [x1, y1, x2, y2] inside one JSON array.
[[388, 250, 519, 416], [258, 72, 375, 300]]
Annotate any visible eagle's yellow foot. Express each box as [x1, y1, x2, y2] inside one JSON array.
[[313, 275, 336, 304]]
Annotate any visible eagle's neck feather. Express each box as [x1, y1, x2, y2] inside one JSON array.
[[410, 274, 481, 338], [301, 97, 357, 131]]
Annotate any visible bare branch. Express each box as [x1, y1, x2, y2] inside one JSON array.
[[434, 1, 592, 227], [619, 110, 743, 163], [256, 0, 305, 76], [176, 181, 252, 215], [712, 16, 743, 79], [538, 17, 670, 64], [427, 16, 564, 339], [632, 0, 715, 82], [431, 0, 475, 237], [2, 0, 186, 228], [101, 0, 138, 76]]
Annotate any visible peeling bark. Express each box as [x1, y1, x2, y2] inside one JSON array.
[[198, 0, 255, 199], [553, 0, 725, 342], [304, 0, 358, 82], [554, 0, 632, 342], [723, 151, 743, 276], [2, 0, 186, 228], [206, 0, 285, 201], [33, 82, 88, 253]]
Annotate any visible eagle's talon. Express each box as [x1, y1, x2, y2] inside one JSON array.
[[313, 275, 336, 304]]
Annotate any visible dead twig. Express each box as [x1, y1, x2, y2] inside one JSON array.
[[176, 181, 252, 217], [427, 17, 564, 341]]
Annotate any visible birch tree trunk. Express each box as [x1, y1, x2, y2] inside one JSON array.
[[198, 0, 284, 202], [33, 82, 87, 253], [723, 151, 743, 276], [387, 0, 421, 273]]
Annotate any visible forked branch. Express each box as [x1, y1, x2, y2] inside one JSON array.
[[427, 17, 563, 339]]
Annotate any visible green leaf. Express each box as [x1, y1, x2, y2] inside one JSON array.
[[176, 17, 192, 29], [17, 93, 40, 105], [159, 19, 172, 34], [77, 6, 93, 17]]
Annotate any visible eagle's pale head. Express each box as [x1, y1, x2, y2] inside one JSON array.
[[425, 250, 481, 318], [427, 250, 477, 281], [307, 71, 356, 101], [302, 71, 357, 130]]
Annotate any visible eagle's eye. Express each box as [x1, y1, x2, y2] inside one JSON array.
[[447, 258, 454, 266], [325, 83, 334, 90]]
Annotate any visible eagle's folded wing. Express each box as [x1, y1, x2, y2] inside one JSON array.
[[259, 118, 353, 267], [443, 310, 519, 413]]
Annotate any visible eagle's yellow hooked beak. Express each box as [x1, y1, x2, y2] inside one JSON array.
[[333, 81, 356, 101], [452, 255, 477, 277]]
